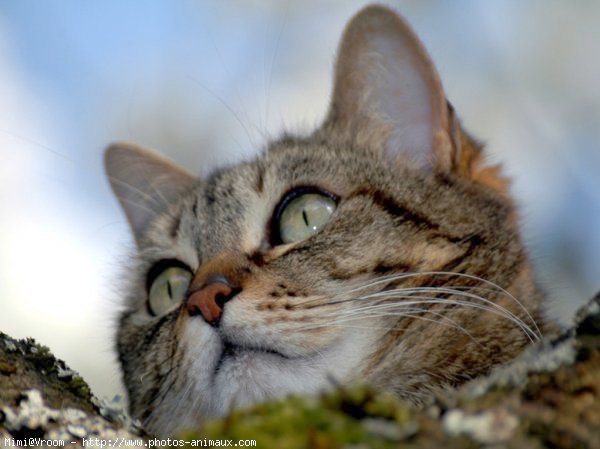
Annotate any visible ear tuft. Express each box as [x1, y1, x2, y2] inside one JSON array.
[[445, 104, 511, 195], [457, 134, 511, 195], [104, 142, 195, 244]]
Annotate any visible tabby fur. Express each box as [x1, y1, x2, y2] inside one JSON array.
[[105, 5, 547, 437]]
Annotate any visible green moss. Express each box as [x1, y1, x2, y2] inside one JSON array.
[[16, 337, 93, 401], [66, 374, 92, 399], [24, 340, 57, 374], [181, 386, 418, 449], [174, 327, 599, 449], [0, 332, 95, 411]]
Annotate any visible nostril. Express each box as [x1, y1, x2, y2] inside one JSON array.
[[215, 287, 241, 309], [215, 292, 228, 309], [186, 280, 239, 326]]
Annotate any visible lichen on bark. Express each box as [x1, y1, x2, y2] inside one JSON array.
[[1, 293, 598, 448]]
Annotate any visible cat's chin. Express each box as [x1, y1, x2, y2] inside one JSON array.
[[203, 331, 327, 416], [209, 345, 307, 415], [181, 319, 369, 420]]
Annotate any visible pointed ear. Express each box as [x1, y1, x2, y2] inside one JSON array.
[[324, 5, 452, 170], [104, 143, 195, 244]]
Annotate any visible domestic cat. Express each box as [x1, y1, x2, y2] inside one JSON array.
[[105, 5, 548, 437]]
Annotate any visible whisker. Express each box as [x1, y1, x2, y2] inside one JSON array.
[[413, 271, 541, 336], [298, 270, 541, 337], [321, 295, 538, 342], [359, 286, 540, 341], [113, 194, 164, 220], [108, 175, 177, 216], [107, 175, 159, 205], [296, 308, 482, 345]]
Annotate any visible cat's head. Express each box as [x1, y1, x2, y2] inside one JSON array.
[[106, 5, 544, 437]]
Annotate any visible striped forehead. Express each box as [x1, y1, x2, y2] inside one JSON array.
[[174, 143, 386, 260], [183, 162, 276, 257]]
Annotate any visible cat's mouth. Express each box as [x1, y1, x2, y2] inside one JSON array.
[[213, 339, 290, 374], [221, 341, 287, 358]]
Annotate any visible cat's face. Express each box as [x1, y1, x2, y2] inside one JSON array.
[[106, 6, 545, 437]]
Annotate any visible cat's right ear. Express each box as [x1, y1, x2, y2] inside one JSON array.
[[104, 143, 195, 245]]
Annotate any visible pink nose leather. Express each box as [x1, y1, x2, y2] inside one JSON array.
[[187, 282, 233, 325]]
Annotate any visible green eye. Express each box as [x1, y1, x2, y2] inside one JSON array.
[[148, 266, 192, 316], [278, 192, 336, 244]]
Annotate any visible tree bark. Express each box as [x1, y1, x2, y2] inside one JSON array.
[[1, 293, 598, 448]]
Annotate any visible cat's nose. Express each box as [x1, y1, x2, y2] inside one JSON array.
[[186, 275, 237, 325]]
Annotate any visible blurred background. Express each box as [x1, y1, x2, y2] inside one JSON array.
[[0, 1, 599, 400]]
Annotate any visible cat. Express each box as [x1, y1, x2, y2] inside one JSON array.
[[105, 5, 548, 437]]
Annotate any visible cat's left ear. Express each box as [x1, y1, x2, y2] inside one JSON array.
[[322, 5, 450, 170], [323, 5, 505, 189], [104, 143, 195, 244]]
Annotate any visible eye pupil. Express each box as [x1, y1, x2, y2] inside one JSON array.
[[147, 263, 192, 316], [276, 191, 337, 244]]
